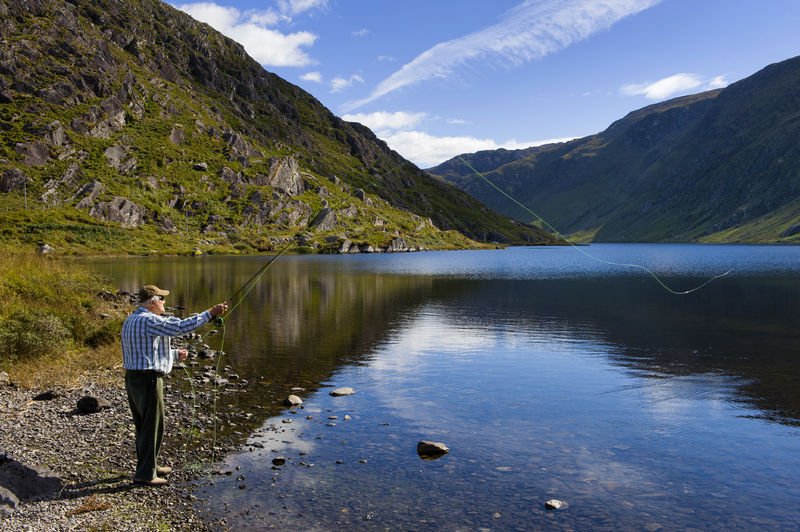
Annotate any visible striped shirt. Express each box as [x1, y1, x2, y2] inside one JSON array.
[[121, 307, 212, 374]]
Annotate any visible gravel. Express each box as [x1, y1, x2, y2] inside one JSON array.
[[0, 371, 244, 531]]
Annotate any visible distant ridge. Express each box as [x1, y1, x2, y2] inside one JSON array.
[[430, 55, 800, 243]]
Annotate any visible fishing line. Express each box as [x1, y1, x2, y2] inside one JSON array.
[[457, 156, 732, 295]]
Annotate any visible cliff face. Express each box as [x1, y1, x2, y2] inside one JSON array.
[[0, 0, 552, 254], [431, 55, 800, 243]]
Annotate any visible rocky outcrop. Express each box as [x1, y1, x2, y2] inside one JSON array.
[[309, 207, 336, 231], [41, 163, 83, 205], [386, 237, 410, 252], [89, 197, 147, 227], [104, 145, 137, 174], [255, 157, 305, 196], [14, 142, 50, 166], [73, 180, 105, 209]]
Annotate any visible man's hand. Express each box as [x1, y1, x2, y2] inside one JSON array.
[[177, 349, 188, 362], [209, 301, 229, 317]]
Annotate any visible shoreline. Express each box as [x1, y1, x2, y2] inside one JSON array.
[[0, 366, 245, 531]]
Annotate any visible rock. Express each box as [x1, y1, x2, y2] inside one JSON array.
[[38, 243, 54, 255], [0, 485, 19, 514], [329, 387, 355, 397], [271, 457, 286, 466], [169, 124, 185, 145], [72, 180, 105, 209], [385, 237, 410, 253], [0, 456, 63, 505], [77, 395, 111, 413], [416, 441, 449, 459], [0, 168, 28, 193], [0, 372, 9, 386], [258, 157, 304, 196], [309, 207, 336, 231], [544, 499, 567, 511], [283, 395, 303, 406], [15, 141, 50, 166], [89, 197, 147, 228], [193, 162, 208, 171]]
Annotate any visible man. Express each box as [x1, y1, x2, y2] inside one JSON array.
[[122, 284, 228, 486]]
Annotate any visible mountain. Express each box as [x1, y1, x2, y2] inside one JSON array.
[[0, 0, 553, 255], [430, 55, 800, 243]]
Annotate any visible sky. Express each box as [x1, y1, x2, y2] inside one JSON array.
[[171, 0, 800, 168]]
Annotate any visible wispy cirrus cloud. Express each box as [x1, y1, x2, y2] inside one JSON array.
[[343, 0, 661, 111], [174, 2, 317, 67], [620, 73, 729, 100]]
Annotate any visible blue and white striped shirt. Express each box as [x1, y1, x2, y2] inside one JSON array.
[[121, 307, 212, 374]]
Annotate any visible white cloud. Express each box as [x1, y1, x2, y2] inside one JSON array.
[[344, 0, 661, 111], [301, 71, 323, 83], [352, 28, 370, 37], [341, 111, 427, 131], [620, 73, 729, 100], [175, 2, 317, 67], [447, 118, 468, 125], [382, 131, 575, 168], [277, 0, 328, 16], [331, 74, 365, 93]]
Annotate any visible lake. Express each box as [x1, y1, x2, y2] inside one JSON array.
[[89, 244, 800, 530]]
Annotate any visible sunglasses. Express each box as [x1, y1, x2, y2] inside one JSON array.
[[156, 295, 165, 301]]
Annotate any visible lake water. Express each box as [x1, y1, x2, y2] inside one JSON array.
[[89, 244, 800, 530]]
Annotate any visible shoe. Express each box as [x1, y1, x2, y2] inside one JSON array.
[[133, 476, 168, 486], [156, 466, 173, 476]]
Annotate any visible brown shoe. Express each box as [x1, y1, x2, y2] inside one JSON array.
[[156, 466, 173, 476], [133, 476, 168, 486]]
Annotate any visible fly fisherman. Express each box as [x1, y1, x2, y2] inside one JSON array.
[[122, 284, 228, 486]]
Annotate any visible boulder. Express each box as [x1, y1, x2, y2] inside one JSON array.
[[169, 124, 185, 145], [416, 440, 449, 459], [545, 499, 567, 511], [76, 395, 111, 413], [73, 180, 105, 209], [14, 141, 50, 166], [329, 387, 355, 397], [386, 237, 410, 252], [89, 197, 147, 227], [259, 157, 304, 196], [309, 207, 336, 231], [0, 456, 62, 509], [0, 371, 10, 386], [37, 244, 54, 255], [0, 168, 27, 193], [193, 162, 208, 171]]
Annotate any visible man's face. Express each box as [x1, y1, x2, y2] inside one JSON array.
[[150, 295, 166, 315]]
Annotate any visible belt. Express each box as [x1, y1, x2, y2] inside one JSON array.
[[126, 369, 165, 377]]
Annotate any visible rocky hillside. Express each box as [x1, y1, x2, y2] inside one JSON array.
[[430, 55, 800, 243], [0, 0, 553, 255]]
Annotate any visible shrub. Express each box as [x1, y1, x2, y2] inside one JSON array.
[[0, 310, 71, 363]]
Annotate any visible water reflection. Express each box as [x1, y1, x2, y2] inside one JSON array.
[[87, 246, 800, 529]]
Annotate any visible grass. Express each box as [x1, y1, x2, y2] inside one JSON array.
[[0, 247, 130, 388]]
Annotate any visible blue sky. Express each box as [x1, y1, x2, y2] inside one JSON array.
[[172, 0, 800, 168]]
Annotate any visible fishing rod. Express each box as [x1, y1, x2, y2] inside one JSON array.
[[215, 239, 295, 324], [456, 156, 732, 295]]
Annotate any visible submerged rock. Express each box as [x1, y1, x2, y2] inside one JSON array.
[[283, 395, 303, 406], [416, 441, 449, 459], [329, 387, 354, 397], [544, 499, 567, 511]]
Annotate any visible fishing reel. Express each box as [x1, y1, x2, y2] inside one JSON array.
[[213, 316, 225, 327]]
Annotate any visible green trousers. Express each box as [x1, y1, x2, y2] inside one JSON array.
[[125, 371, 165, 481]]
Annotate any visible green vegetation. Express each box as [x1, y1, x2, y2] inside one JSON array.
[[0, 247, 129, 387]]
